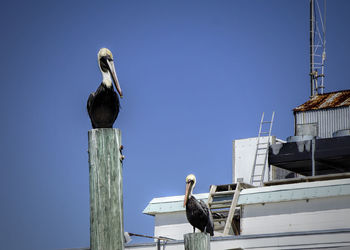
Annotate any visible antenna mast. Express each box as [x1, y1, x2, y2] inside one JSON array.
[[310, 0, 315, 97], [309, 0, 326, 97]]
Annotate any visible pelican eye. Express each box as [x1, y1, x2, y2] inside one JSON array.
[[106, 55, 113, 61], [99, 57, 109, 72]]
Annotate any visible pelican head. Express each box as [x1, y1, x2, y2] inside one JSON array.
[[98, 48, 123, 98], [184, 174, 196, 207]]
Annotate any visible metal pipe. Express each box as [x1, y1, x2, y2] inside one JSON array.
[[312, 138, 316, 176]]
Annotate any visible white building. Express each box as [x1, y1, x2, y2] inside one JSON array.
[[124, 90, 350, 249], [127, 176, 350, 249]]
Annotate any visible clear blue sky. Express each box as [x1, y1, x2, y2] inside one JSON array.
[[1, 1, 349, 249]]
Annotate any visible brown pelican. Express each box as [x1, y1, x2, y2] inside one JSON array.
[[183, 174, 214, 236], [87, 48, 123, 128]]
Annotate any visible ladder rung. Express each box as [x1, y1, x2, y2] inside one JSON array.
[[209, 200, 232, 206], [210, 204, 232, 209], [211, 209, 230, 214], [255, 163, 265, 166], [257, 153, 266, 155], [214, 225, 225, 230], [252, 168, 264, 171], [260, 132, 269, 134], [258, 142, 269, 144], [262, 121, 272, 124], [252, 168, 263, 172], [212, 190, 235, 196], [213, 218, 227, 222]]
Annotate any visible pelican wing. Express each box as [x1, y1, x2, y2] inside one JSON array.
[[199, 200, 214, 236], [87, 92, 95, 116], [198, 200, 210, 216], [87, 92, 96, 127]]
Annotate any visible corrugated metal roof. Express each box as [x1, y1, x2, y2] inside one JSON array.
[[294, 90, 350, 112]]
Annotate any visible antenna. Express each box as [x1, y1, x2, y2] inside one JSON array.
[[310, 0, 326, 97]]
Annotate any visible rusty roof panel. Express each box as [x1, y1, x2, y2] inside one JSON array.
[[294, 90, 350, 112]]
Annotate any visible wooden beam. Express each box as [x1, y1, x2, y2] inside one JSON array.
[[184, 233, 210, 250], [223, 182, 241, 235], [88, 128, 124, 250], [207, 185, 217, 205]]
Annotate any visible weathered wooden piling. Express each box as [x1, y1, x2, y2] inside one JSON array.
[[88, 128, 124, 250], [184, 233, 211, 250]]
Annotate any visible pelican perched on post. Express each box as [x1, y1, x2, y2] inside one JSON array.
[[183, 174, 214, 236], [87, 48, 123, 128]]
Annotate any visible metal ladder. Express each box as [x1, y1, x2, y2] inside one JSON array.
[[207, 182, 252, 235], [250, 112, 275, 186]]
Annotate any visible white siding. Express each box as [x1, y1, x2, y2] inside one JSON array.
[[126, 230, 350, 249], [295, 106, 350, 138], [241, 195, 350, 235], [140, 179, 350, 249], [154, 212, 192, 240], [154, 212, 226, 240], [232, 137, 275, 184]]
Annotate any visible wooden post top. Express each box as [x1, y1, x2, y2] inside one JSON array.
[[184, 232, 210, 250]]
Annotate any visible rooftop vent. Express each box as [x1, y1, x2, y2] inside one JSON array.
[[333, 129, 350, 138], [286, 135, 315, 143]]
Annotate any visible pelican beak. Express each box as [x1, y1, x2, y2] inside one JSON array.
[[183, 181, 192, 207], [107, 60, 123, 98]]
